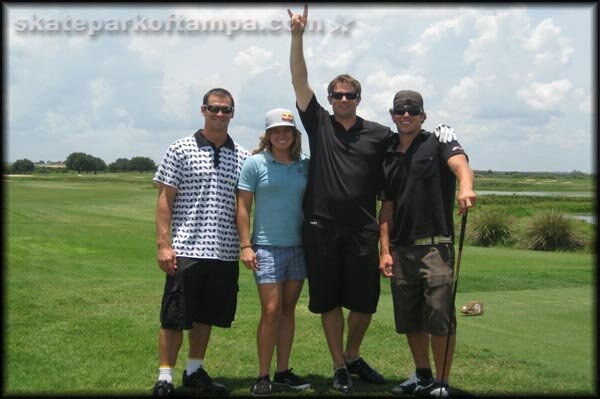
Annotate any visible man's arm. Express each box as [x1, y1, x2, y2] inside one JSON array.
[[288, 5, 314, 112], [156, 183, 177, 276], [447, 154, 476, 215], [236, 190, 257, 271], [378, 200, 394, 278]]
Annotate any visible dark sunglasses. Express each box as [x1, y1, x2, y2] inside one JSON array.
[[392, 106, 422, 116], [329, 91, 360, 100], [205, 104, 234, 114]]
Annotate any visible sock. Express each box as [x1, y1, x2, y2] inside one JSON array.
[[344, 354, 360, 364], [186, 358, 204, 375], [158, 366, 173, 383], [416, 367, 433, 380]]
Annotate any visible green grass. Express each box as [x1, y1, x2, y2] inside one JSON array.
[[4, 176, 597, 396], [473, 173, 595, 192]]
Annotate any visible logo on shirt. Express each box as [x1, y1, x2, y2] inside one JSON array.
[[452, 145, 464, 152]]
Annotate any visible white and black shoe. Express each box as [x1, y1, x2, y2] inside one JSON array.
[[390, 372, 434, 395]]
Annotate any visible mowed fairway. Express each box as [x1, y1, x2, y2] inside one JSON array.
[[4, 176, 596, 396]]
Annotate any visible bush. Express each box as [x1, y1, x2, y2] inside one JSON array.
[[469, 211, 513, 246], [518, 210, 585, 251]]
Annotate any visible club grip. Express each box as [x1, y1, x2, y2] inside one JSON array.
[[458, 211, 468, 252]]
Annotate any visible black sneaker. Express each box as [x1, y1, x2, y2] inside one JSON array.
[[273, 368, 310, 390], [251, 375, 272, 397], [332, 367, 353, 393], [152, 380, 174, 397], [346, 357, 385, 384], [390, 372, 435, 394], [182, 368, 228, 395]]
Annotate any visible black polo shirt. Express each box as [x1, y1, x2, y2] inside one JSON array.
[[298, 95, 393, 231], [381, 130, 467, 245]]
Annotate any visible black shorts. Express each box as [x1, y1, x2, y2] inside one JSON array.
[[160, 257, 239, 330], [302, 217, 380, 314]]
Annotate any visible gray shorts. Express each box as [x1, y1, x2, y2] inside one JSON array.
[[390, 244, 456, 336], [253, 245, 306, 284]]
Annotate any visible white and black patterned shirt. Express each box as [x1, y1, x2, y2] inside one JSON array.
[[154, 129, 250, 261]]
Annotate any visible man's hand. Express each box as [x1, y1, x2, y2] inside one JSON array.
[[434, 123, 457, 143], [287, 4, 308, 34], [456, 187, 477, 215], [157, 245, 177, 276], [379, 253, 394, 278]]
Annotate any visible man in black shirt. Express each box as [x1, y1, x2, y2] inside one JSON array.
[[287, 5, 457, 394], [379, 90, 476, 397]]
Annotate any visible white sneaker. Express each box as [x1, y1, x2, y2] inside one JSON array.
[[429, 384, 450, 397]]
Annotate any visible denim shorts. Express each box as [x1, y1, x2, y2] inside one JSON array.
[[253, 245, 307, 284]]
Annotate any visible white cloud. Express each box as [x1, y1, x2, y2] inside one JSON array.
[[526, 19, 575, 67], [517, 79, 573, 111], [408, 13, 467, 56], [233, 46, 276, 75]]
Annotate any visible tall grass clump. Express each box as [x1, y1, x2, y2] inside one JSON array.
[[468, 210, 513, 246], [519, 210, 585, 251]]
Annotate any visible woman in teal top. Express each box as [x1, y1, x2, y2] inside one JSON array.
[[236, 108, 310, 396]]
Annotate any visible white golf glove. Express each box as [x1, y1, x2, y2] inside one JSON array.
[[434, 123, 457, 143]]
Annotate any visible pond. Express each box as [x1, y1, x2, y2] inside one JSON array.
[[478, 191, 593, 197]]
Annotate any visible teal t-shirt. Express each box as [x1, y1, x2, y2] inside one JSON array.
[[237, 151, 309, 246]]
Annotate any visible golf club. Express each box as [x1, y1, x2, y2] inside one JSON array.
[[438, 210, 468, 397]]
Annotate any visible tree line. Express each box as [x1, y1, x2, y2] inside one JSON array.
[[6, 152, 157, 174]]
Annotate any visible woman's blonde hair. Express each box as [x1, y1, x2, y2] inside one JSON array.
[[252, 127, 303, 161]]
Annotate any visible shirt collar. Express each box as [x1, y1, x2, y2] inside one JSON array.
[[263, 151, 307, 164], [330, 115, 364, 132], [387, 129, 428, 153], [194, 129, 235, 151]]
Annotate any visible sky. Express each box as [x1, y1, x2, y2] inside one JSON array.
[[4, 3, 597, 173]]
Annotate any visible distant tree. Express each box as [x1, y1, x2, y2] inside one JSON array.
[[90, 156, 107, 174], [65, 152, 89, 173], [3, 163, 11, 174], [65, 152, 106, 174], [108, 158, 130, 173], [128, 156, 156, 173], [11, 159, 35, 174]]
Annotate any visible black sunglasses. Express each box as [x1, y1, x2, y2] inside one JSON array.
[[205, 104, 234, 114], [392, 106, 422, 116], [329, 91, 360, 100]]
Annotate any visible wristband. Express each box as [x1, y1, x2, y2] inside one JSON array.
[[240, 245, 252, 250]]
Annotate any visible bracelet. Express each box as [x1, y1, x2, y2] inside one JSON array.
[[240, 245, 252, 250]]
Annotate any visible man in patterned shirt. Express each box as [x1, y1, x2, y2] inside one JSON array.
[[151, 88, 250, 397]]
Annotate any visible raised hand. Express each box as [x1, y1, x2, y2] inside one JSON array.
[[287, 4, 308, 34]]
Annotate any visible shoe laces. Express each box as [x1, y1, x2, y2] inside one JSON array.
[[400, 372, 419, 387]]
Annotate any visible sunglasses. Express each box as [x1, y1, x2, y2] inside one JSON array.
[[329, 91, 360, 100], [392, 106, 422, 116], [204, 104, 234, 114]]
